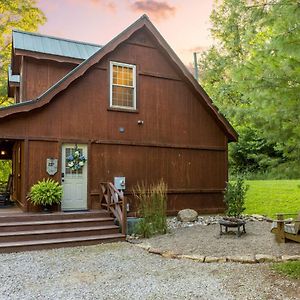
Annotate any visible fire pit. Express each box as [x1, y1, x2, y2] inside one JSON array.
[[219, 218, 246, 237]]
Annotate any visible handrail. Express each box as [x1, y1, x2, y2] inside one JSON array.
[[99, 182, 127, 235]]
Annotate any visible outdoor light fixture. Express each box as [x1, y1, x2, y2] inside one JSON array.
[[0, 150, 6, 156]]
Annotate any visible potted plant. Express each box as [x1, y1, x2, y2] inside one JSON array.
[[28, 178, 63, 213]]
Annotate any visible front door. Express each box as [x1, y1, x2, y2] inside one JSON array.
[[61, 144, 88, 211]]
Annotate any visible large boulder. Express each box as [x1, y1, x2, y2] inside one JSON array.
[[177, 209, 198, 222]]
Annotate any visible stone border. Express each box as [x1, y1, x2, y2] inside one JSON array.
[[134, 243, 300, 264]]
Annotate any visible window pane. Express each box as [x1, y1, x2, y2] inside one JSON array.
[[65, 147, 83, 175], [112, 85, 134, 108], [112, 64, 134, 87]]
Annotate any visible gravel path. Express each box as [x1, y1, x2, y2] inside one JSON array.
[[142, 221, 300, 257], [0, 242, 299, 300]]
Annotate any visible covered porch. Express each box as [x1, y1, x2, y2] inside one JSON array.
[[0, 139, 24, 209]]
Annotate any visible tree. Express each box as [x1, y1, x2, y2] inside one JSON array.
[[199, 0, 300, 177], [0, 0, 46, 106], [0, 0, 46, 181]]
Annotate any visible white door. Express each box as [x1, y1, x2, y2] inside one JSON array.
[[61, 144, 88, 211]]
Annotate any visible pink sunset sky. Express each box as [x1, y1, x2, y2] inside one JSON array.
[[37, 0, 216, 66]]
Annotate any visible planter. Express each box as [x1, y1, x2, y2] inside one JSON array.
[[127, 217, 143, 235], [115, 217, 142, 235], [41, 204, 53, 213]]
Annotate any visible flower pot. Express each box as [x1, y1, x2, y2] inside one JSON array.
[[42, 204, 52, 213]]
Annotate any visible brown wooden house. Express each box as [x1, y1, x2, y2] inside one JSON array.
[[0, 15, 237, 217]]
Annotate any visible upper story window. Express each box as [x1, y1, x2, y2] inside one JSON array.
[[110, 61, 136, 110]]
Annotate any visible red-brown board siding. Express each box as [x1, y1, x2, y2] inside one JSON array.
[[22, 57, 77, 101], [0, 67, 226, 147], [89, 143, 227, 213], [27, 141, 60, 211], [0, 28, 230, 213]]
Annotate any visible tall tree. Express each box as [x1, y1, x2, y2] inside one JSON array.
[[199, 0, 300, 176], [0, 0, 46, 106]]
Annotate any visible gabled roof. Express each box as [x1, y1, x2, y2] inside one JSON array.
[[1, 15, 238, 142], [13, 30, 102, 60]]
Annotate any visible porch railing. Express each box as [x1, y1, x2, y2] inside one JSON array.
[[99, 182, 127, 235]]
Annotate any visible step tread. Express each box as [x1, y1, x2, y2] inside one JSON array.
[[0, 233, 125, 248], [0, 217, 114, 227], [0, 225, 119, 237]]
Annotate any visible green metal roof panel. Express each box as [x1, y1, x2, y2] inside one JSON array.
[[13, 30, 102, 60]]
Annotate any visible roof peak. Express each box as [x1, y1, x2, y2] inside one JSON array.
[[12, 29, 102, 48]]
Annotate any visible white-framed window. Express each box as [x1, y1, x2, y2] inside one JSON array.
[[110, 61, 136, 110]]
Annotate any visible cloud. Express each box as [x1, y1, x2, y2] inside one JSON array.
[[66, 0, 116, 12], [89, 0, 116, 11], [130, 0, 176, 21]]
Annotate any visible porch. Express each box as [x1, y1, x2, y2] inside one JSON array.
[[0, 182, 127, 253], [0, 209, 124, 253], [0, 139, 23, 209]]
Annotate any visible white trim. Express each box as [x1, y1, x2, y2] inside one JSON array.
[[109, 61, 136, 110]]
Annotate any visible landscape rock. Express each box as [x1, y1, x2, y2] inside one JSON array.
[[226, 256, 256, 264], [205, 256, 226, 263], [148, 247, 163, 255], [177, 209, 198, 222], [255, 254, 279, 263], [135, 243, 151, 250], [161, 251, 179, 259], [251, 214, 265, 221], [179, 254, 205, 262], [281, 255, 300, 262]]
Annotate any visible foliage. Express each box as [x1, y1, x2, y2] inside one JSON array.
[[28, 178, 63, 206], [199, 0, 300, 177], [224, 176, 248, 217], [66, 147, 87, 171], [272, 261, 300, 279], [0, 160, 12, 182], [229, 127, 284, 174], [0, 0, 46, 106], [244, 180, 300, 218], [133, 180, 167, 238]]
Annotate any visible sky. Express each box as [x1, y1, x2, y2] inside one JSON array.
[[36, 0, 216, 66]]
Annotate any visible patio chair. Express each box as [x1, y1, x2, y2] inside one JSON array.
[[0, 174, 13, 206], [271, 212, 300, 243]]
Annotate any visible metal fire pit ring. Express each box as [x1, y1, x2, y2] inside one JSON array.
[[219, 219, 246, 237]]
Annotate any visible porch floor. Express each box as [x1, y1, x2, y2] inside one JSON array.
[[0, 205, 23, 215]]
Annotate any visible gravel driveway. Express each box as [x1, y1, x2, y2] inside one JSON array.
[[0, 242, 299, 300]]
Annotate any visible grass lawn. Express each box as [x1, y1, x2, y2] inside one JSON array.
[[244, 180, 300, 218], [272, 261, 300, 280]]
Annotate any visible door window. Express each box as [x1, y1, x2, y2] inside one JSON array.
[[65, 147, 83, 175]]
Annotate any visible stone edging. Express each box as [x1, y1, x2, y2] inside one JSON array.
[[134, 243, 300, 264]]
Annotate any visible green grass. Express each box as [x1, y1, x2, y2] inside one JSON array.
[[271, 261, 300, 279], [244, 180, 300, 218]]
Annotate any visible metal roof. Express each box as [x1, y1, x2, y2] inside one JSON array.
[[8, 66, 20, 84], [12, 30, 102, 60]]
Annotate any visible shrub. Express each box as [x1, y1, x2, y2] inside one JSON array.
[[28, 178, 63, 206], [224, 176, 248, 218], [133, 180, 167, 238]]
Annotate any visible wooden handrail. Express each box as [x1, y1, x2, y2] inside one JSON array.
[[99, 182, 127, 235]]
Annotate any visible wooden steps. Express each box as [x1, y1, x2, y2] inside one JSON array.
[[0, 210, 125, 253]]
